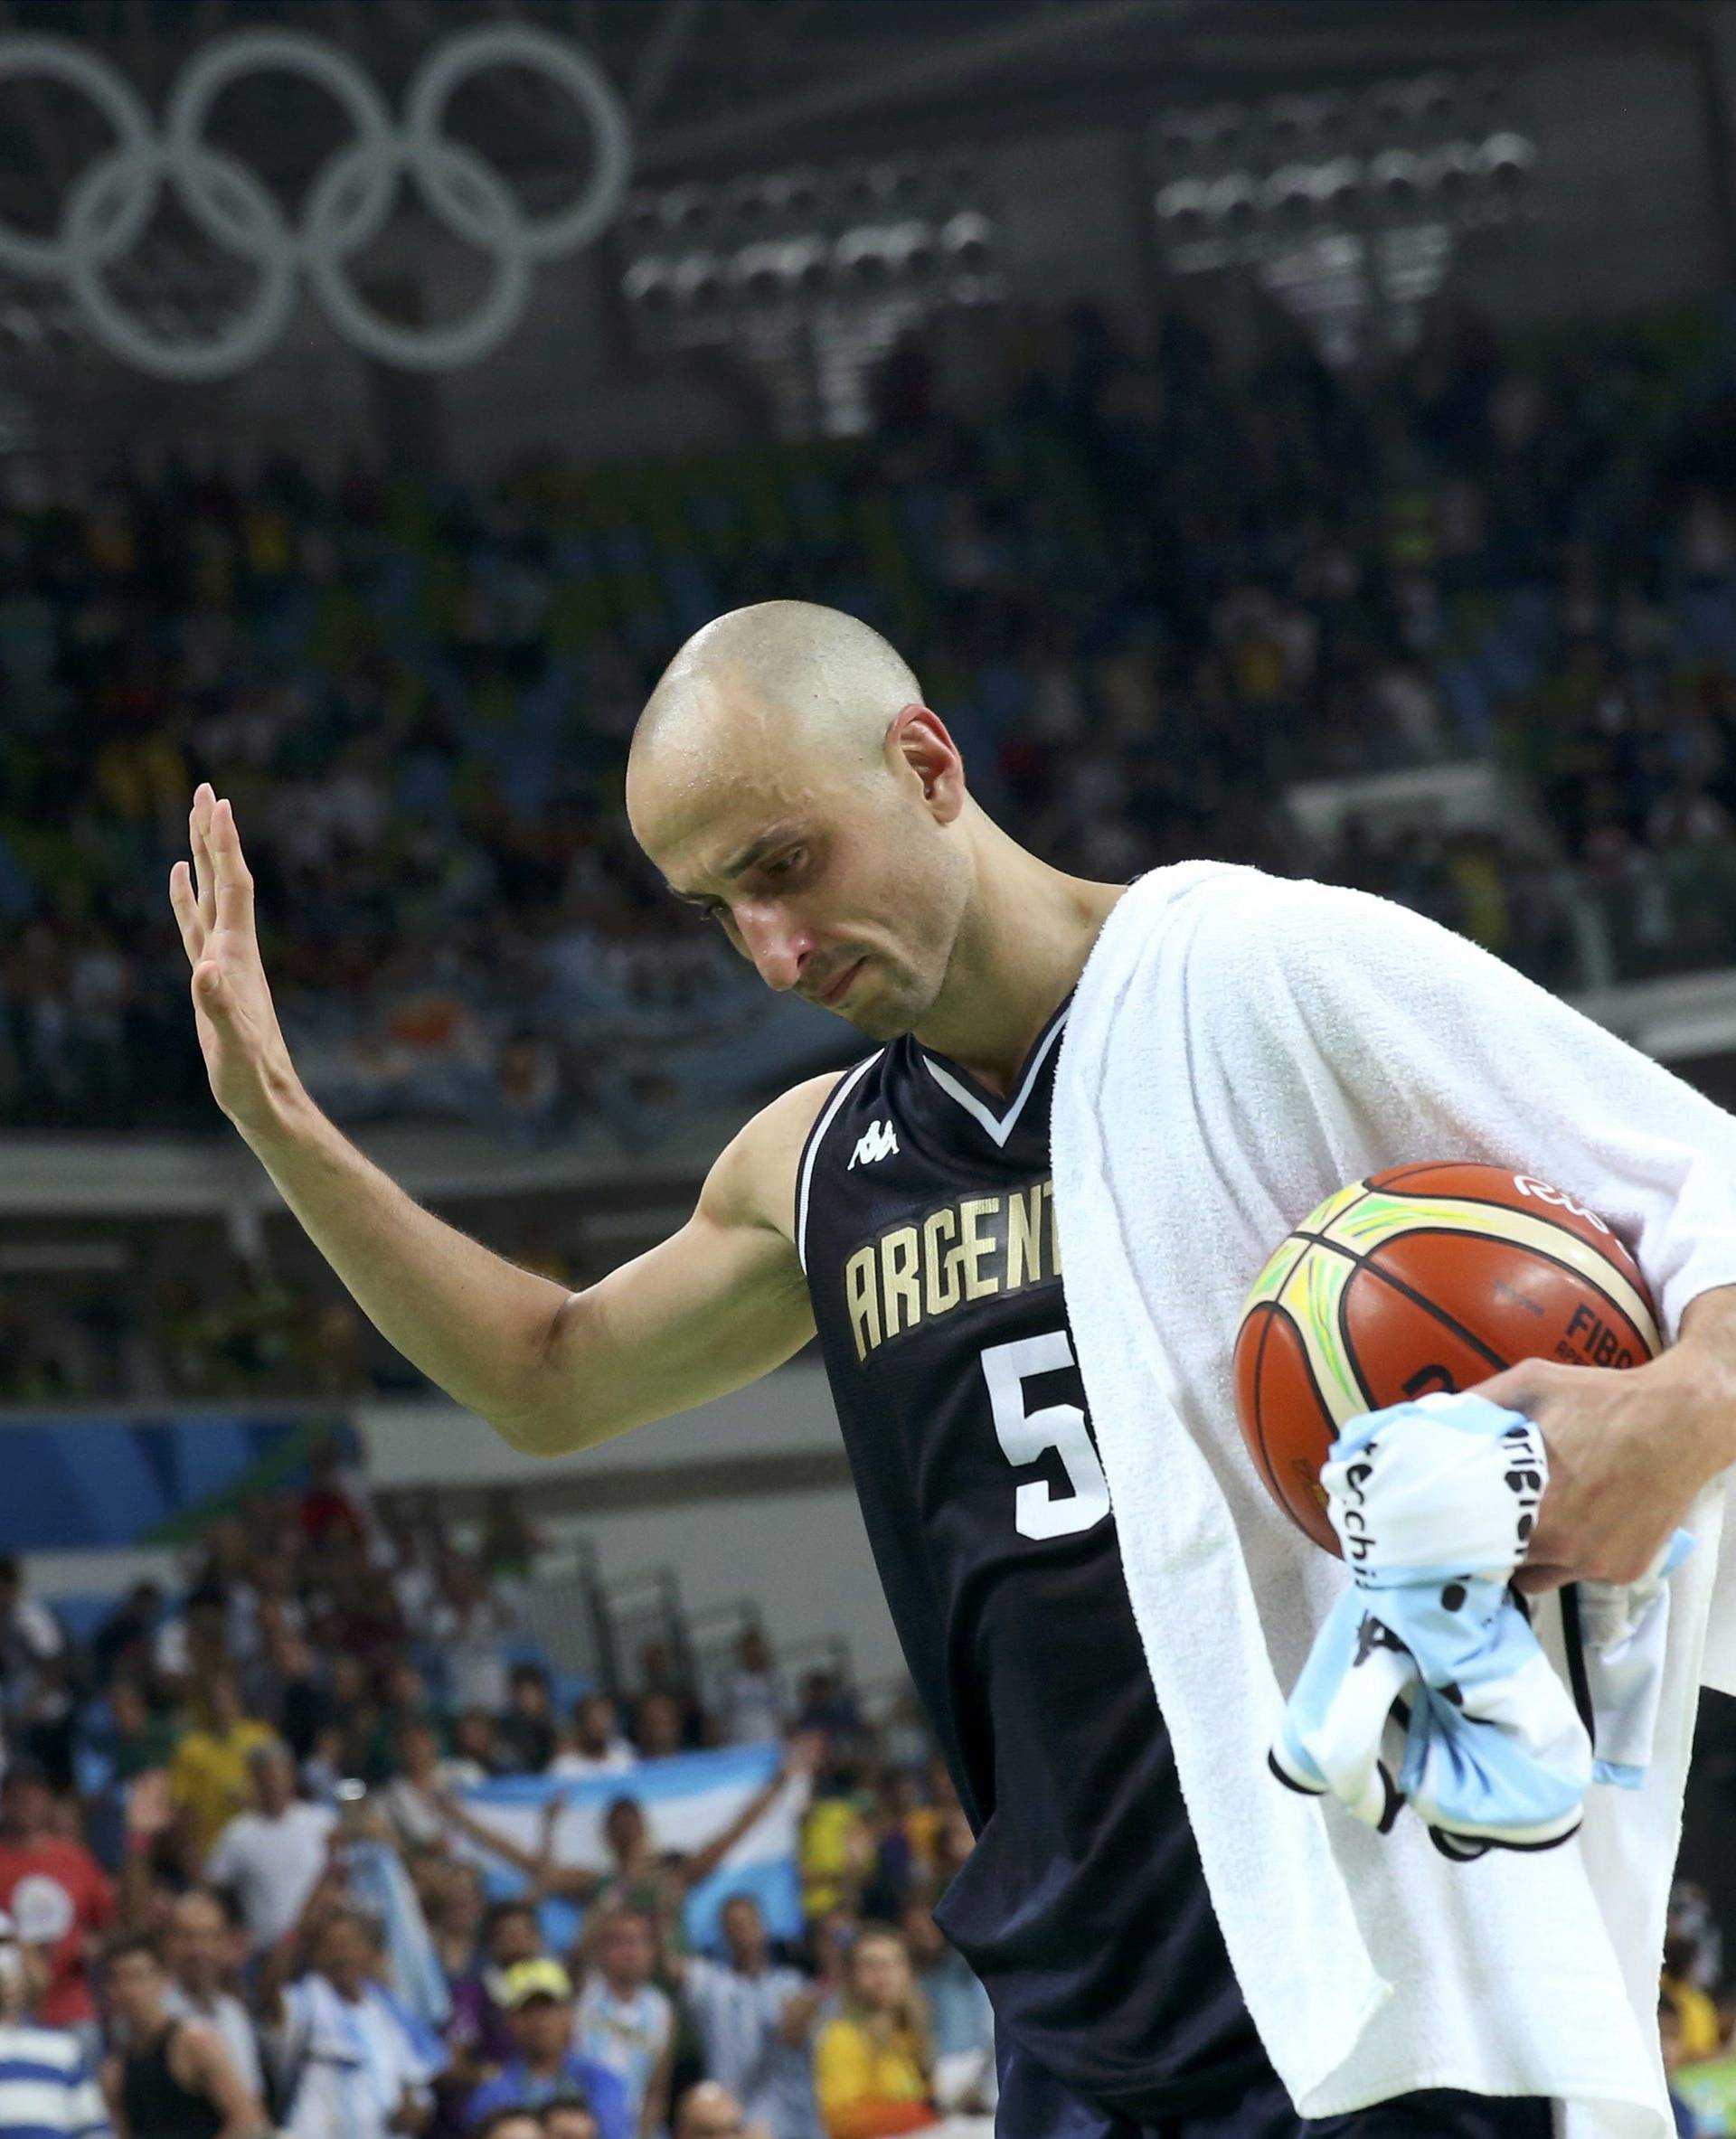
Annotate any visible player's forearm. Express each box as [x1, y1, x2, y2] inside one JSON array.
[[239, 1079, 579, 1448], [1659, 1283, 1736, 1473]]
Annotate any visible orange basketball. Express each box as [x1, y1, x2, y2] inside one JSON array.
[[1232, 1162, 1660, 1553]]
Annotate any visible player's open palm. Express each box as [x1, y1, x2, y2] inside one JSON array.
[[169, 781, 301, 1138]]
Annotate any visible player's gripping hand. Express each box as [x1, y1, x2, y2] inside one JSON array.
[[1470, 1289, 1736, 1594], [169, 782, 304, 1139]]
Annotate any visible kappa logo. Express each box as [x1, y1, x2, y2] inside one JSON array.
[[847, 1119, 900, 1169]]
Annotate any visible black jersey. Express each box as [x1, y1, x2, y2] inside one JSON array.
[[796, 994, 1267, 2122]]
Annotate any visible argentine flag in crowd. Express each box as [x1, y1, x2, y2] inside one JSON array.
[[457, 1743, 806, 1954]]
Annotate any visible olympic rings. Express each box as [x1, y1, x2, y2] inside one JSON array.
[[0, 23, 632, 379]]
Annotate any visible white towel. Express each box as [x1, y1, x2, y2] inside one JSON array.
[[1048, 862, 1736, 2139]]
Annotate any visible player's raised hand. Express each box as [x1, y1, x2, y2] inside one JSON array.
[[169, 782, 303, 1139]]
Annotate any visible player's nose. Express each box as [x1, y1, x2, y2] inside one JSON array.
[[735, 905, 814, 993]]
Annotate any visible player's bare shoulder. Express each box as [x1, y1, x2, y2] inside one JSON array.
[[701, 1070, 848, 1248]]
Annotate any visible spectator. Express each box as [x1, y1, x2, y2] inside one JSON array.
[[99, 1930, 264, 2139], [445, 1738, 817, 1953], [299, 1438, 369, 1550], [90, 1588, 164, 1691], [720, 1633, 788, 1749], [480, 2115, 544, 2139], [0, 1557, 66, 1714], [166, 1676, 275, 1861], [1659, 1996, 1702, 2138], [477, 1493, 544, 1587], [631, 1695, 686, 1765], [260, 1895, 439, 2139], [203, 1740, 336, 1952], [1662, 1931, 1723, 2062], [382, 1720, 453, 1850], [437, 1566, 514, 1719], [151, 1587, 229, 1696], [1669, 1883, 1723, 1993], [0, 1908, 109, 2137], [792, 1679, 860, 1754], [462, 1960, 632, 2139], [497, 1667, 558, 1776], [422, 1859, 486, 1989], [552, 1697, 636, 1781], [573, 1908, 674, 2139], [798, 1760, 872, 1926], [667, 1895, 823, 2139], [159, 1889, 265, 2105], [18, 1652, 80, 1793], [895, 1906, 993, 2118], [256, 1631, 333, 1765], [863, 1774, 946, 1925], [446, 1898, 546, 2086], [102, 1682, 176, 1788], [636, 1649, 705, 1754], [812, 1928, 937, 2139], [0, 1761, 115, 2041], [446, 1710, 505, 1785]]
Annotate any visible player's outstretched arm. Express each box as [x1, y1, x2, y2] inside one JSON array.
[[170, 784, 824, 1456]]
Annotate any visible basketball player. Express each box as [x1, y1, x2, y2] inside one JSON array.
[[170, 602, 1734, 2139]]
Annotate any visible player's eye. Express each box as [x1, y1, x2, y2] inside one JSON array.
[[765, 848, 805, 880]]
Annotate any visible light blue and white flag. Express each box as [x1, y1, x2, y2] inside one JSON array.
[[457, 1744, 806, 1954]]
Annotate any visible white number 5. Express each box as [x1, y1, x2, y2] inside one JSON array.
[[982, 1331, 1110, 1540]]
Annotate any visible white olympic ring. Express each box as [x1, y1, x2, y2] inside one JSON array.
[[0, 24, 632, 379]]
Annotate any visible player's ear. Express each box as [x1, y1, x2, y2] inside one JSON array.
[[886, 704, 966, 823]]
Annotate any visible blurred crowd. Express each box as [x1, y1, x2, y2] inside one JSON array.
[[9, 294, 1736, 1143], [1661, 1884, 1736, 2136], [0, 1209, 584, 1405], [0, 1450, 995, 2139], [2, 1448, 1735, 2134]]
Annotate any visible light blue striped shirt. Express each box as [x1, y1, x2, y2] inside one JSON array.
[[680, 1959, 821, 2139]]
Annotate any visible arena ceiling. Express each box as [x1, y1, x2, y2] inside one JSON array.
[[0, 0, 1688, 208]]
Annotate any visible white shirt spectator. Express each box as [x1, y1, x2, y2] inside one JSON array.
[[549, 1741, 637, 1780], [270, 1975, 436, 2139], [149, 1616, 193, 1682], [1, 1591, 64, 1696], [0, 2019, 108, 2135], [437, 1599, 513, 1717], [162, 1982, 264, 2101], [204, 1801, 335, 1949], [575, 1977, 672, 2134], [720, 1670, 788, 1748], [378, 1776, 447, 1851], [680, 1955, 822, 2139]]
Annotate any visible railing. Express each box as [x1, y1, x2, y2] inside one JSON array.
[[1564, 845, 1736, 989], [685, 1597, 767, 1711], [599, 1564, 697, 1702], [775, 1633, 854, 1691], [620, 1586, 867, 1736], [512, 1540, 618, 1694], [1335, 846, 1736, 1012]]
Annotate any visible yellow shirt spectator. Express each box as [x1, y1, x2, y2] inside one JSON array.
[[814, 1927, 937, 2139], [168, 1682, 275, 1859], [800, 1795, 871, 1920], [1661, 1972, 1722, 2062], [814, 2015, 935, 2139]]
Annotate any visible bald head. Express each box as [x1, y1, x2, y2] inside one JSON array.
[[674, 2082, 746, 2139], [628, 601, 921, 802], [627, 602, 974, 1037]]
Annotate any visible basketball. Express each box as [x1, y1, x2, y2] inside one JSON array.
[[1233, 1163, 1662, 1553]]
